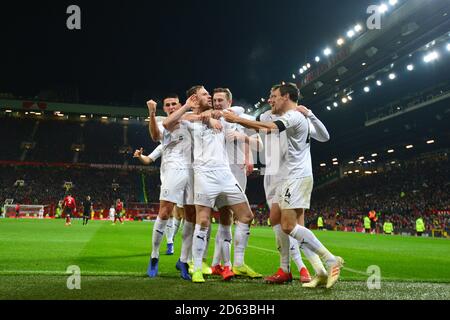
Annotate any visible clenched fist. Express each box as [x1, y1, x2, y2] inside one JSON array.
[[147, 100, 157, 114]]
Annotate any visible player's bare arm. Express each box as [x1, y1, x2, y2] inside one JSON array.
[[163, 95, 197, 131], [133, 148, 153, 165], [223, 111, 278, 133], [147, 100, 162, 142]]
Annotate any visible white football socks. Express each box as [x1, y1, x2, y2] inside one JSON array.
[[180, 221, 194, 263], [290, 224, 336, 266], [301, 246, 328, 276], [234, 222, 250, 267], [202, 225, 212, 261], [289, 236, 305, 271], [151, 217, 168, 259], [165, 218, 174, 245], [220, 224, 233, 267], [273, 224, 290, 273], [212, 225, 223, 267], [192, 224, 209, 272]]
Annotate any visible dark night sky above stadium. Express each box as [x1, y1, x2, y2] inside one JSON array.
[[1, 0, 377, 106]]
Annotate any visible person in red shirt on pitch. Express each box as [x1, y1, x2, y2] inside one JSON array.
[[63, 193, 77, 226], [15, 203, 20, 219], [113, 199, 124, 225]]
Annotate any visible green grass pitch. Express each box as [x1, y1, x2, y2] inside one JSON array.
[[0, 219, 449, 300]]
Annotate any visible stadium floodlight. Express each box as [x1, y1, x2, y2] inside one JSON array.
[[348, 95, 353, 101], [365, 171, 373, 175], [389, 73, 396, 80], [389, 0, 398, 6], [307, 63, 311, 69], [5, 109, 12, 113], [364, 86, 370, 93], [427, 140, 435, 144], [324, 48, 332, 56], [326, 106, 332, 111], [123, 117, 129, 121], [391, 161, 396, 164], [347, 30, 355, 38], [424, 51, 439, 63], [407, 64, 414, 71], [376, 80, 383, 86], [406, 145, 414, 149], [359, 156, 365, 160], [447, 43, 450, 52], [320, 163, 326, 167], [355, 170, 360, 173], [303, 65, 308, 70], [342, 97, 348, 104], [35, 112, 42, 116], [313, 92, 317, 95], [335, 78, 340, 82], [372, 153, 378, 157], [388, 149, 394, 153], [354, 24, 363, 32], [80, 115, 86, 119], [315, 56, 321, 62], [332, 158, 338, 162], [379, 4, 389, 13], [333, 162, 339, 166], [333, 102, 339, 107], [348, 161, 354, 164], [57, 113, 65, 117], [101, 116, 108, 120], [362, 62, 367, 66], [299, 68, 304, 74], [292, 74, 296, 79], [337, 38, 345, 46]]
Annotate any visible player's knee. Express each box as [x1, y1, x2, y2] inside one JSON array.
[[197, 216, 210, 228], [281, 222, 295, 235], [238, 212, 254, 225], [159, 204, 173, 220]]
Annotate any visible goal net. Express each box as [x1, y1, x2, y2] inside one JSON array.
[[3, 204, 50, 219]]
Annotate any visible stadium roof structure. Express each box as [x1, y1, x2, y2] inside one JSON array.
[[252, 0, 450, 168], [0, 98, 165, 124]]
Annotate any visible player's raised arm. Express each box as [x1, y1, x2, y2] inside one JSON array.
[[297, 105, 330, 142], [147, 100, 162, 142], [133, 148, 152, 165], [163, 95, 197, 131], [223, 110, 279, 133]]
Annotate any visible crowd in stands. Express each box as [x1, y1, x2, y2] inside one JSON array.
[[0, 165, 158, 212], [307, 153, 449, 233]]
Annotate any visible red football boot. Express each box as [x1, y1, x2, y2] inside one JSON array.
[[211, 264, 224, 276], [265, 268, 293, 284], [221, 266, 235, 281], [300, 267, 312, 283]]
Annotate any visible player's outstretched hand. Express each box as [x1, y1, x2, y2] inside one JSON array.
[[147, 100, 157, 114], [222, 109, 239, 123], [211, 110, 222, 119], [133, 148, 144, 158], [210, 118, 223, 132], [186, 95, 199, 109]]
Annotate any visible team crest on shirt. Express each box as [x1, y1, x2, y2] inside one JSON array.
[[163, 189, 169, 197]]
